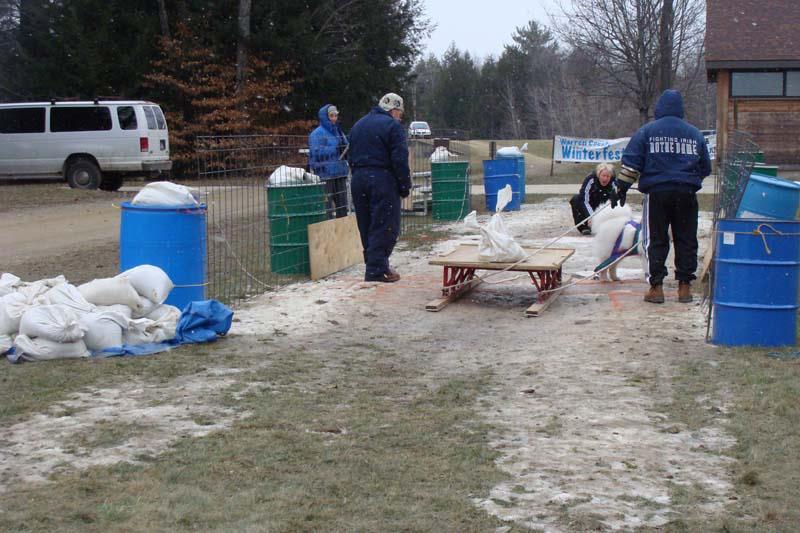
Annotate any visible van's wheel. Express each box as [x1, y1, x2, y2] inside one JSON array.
[[66, 158, 101, 189], [99, 174, 124, 192]]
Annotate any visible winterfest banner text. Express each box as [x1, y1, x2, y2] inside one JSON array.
[[553, 134, 716, 163]]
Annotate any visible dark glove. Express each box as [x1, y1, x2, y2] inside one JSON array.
[[615, 181, 631, 207], [399, 188, 410, 199], [609, 188, 619, 209]]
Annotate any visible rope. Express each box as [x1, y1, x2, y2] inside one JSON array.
[[714, 224, 800, 256]]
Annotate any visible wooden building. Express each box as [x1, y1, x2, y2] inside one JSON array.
[[706, 1, 800, 165]]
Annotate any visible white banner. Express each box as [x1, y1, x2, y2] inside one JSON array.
[[553, 135, 630, 163], [553, 134, 717, 162]]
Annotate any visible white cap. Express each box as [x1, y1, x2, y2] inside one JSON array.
[[327, 105, 338, 116], [378, 92, 404, 113]]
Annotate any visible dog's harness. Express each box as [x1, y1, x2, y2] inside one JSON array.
[[594, 220, 641, 272]]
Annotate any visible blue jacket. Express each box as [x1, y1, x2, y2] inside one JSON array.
[[621, 90, 712, 193], [348, 106, 411, 195], [309, 104, 350, 180]]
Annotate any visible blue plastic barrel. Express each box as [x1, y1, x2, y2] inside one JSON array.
[[483, 159, 521, 211], [737, 172, 800, 219], [119, 202, 207, 311], [712, 218, 800, 347], [496, 154, 526, 203]]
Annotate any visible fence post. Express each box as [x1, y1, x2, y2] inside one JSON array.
[[550, 136, 556, 177], [489, 140, 496, 160]]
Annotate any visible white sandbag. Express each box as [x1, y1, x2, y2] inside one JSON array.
[[495, 142, 528, 157], [19, 305, 86, 343], [117, 265, 173, 304], [463, 189, 526, 263], [97, 304, 133, 319], [268, 165, 320, 186], [0, 292, 28, 335], [124, 317, 174, 345], [146, 304, 181, 323], [132, 181, 199, 207], [79, 311, 128, 352], [13, 335, 90, 361], [38, 283, 96, 315], [430, 146, 454, 162], [78, 277, 142, 311], [0, 273, 21, 296], [0, 334, 12, 355], [131, 295, 158, 319]]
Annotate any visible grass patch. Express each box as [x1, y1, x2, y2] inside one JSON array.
[[660, 347, 800, 529], [0, 338, 513, 532]]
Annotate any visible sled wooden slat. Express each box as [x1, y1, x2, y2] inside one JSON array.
[[427, 244, 574, 317]]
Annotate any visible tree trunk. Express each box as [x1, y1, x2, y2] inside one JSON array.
[[156, 0, 169, 38], [658, 0, 674, 93], [236, 0, 252, 92]]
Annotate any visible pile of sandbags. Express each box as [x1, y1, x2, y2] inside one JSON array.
[[1, 265, 181, 362]]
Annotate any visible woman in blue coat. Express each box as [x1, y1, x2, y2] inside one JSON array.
[[309, 104, 350, 218]]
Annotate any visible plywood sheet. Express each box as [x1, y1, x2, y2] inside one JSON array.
[[308, 215, 363, 280], [429, 244, 574, 270]]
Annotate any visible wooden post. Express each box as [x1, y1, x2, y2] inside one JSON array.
[[489, 140, 496, 160], [715, 70, 730, 163], [549, 136, 556, 177]]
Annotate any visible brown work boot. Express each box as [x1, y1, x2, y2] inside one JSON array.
[[678, 282, 692, 303], [644, 284, 665, 304]]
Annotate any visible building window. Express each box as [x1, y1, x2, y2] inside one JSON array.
[[731, 72, 783, 97], [787, 71, 800, 97]]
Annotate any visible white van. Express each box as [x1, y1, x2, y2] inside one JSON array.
[[0, 100, 172, 191]]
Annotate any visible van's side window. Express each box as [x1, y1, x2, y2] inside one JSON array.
[[0, 108, 46, 134], [153, 106, 167, 130], [117, 106, 138, 130], [143, 106, 157, 129], [51, 106, 112, 132]]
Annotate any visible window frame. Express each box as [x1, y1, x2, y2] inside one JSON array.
[[730, 69, 800, 98], [50, 106, 113, 132], [0, 107, 47, 134]]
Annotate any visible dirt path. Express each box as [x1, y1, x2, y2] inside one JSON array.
[[2, 193, 735, 528]]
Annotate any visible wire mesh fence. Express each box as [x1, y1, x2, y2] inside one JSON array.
[[196, 131, 470, 306], [403, 130, 471, 234], [713, 130, 761, 221]]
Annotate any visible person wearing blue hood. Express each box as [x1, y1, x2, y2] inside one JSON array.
[[616, 89, 712, 304], [348, 92, 411, 283], [309, 104, 350, 218]]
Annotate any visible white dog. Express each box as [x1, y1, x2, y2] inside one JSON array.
[[590, 204, 642, 281]]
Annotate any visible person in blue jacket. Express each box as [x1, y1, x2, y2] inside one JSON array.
[[309, 104, 350, 218], [348, 92, 411, 283], [615, 89, 712, 304]]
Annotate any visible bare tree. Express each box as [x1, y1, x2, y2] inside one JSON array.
[[551, 0, 704, 124], [236, 0, 252, 91], [501, 77, 524, 139], [156, 0, 170, 38]]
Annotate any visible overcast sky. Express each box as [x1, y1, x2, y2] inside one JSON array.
[[420, 0, 560, 60]]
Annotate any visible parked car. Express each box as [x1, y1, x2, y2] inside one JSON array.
[[408, 121, 431, 138], [700, 129, 716, 137], [0, 100, 172, 191]]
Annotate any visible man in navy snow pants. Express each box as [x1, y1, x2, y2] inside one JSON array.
[[348, 92, 411, 283]]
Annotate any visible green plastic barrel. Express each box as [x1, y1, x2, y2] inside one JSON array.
[[267, 183, 326, 275], [431, 161, 470, 221], [752, 164, 779, 177]]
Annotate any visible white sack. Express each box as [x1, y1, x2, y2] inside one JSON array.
[[131, 295, 158, 319], [13, 335, 90, 362], [495, 183, 514, 213], [132, 181, 199, 207], [124, 317, 174, 345], [0, 334, 12, 355], [463, 199, 526, 263], [117, 265, 173, 305], [495, 142, 528, 157], [146, 304, 181, 324], [0, 273, 21, 296], [268, 165, 320, 186], [430, 146, 455, 162], [0, 292, 28, 335], [79, 311, 128, 352], [38, 283, 96, 315], [78, 277, 142, 311], [19, 305, 86, 343], [97, 304, 133, 319]]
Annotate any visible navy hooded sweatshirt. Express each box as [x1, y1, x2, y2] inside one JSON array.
[[348, 106, 411, 196], [621, 90, 712, 194]]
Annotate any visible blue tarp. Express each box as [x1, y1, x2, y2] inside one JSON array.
[[5, 299, 234, 362]]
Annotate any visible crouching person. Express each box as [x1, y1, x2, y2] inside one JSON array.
[[569, 162, 616, 235]]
